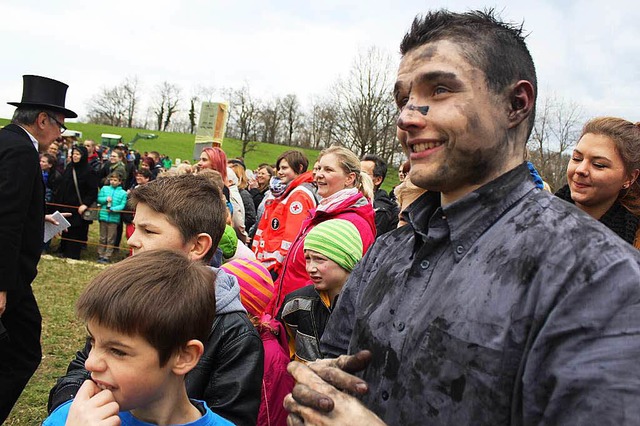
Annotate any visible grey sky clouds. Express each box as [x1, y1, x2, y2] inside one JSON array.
[[1, 0, 637, 125]]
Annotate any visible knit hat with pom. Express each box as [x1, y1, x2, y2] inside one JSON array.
[[221, 258, 274, 317], [303, 219, 363, 272]]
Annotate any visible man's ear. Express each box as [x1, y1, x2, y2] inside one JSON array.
[[373, 175, 383, 188], [507, 80, 535, 130], [188, 232, 213, 261], [37, 112, 50, 130], [172, 339, 204, 376]]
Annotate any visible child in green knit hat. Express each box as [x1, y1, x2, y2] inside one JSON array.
[[278, 219, 363, 362]]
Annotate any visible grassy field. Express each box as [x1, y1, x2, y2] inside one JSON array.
[[0, 118, 401, 192]]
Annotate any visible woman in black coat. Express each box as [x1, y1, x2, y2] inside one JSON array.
[[53, 145, 98, 259]]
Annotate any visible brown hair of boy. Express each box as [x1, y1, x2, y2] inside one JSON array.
[[128, 174, 226, 261], [76, 249, 216, 366]]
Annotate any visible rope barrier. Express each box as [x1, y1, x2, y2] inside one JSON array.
[[45, 202, 134, 256], [46, 201, 135, 214], [53, 236, 124, 251]]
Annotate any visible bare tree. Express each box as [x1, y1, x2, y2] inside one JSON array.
[[86, 77, 140, 127], [258, 97, 282, 144], [303, 96, 340, 149], [153, 82, 181, 131], [527, 95, 583, 191], [226, 86, 261, 157], [280, 94, 302, 146], [332, 47, 398, 162], [86, 86, 127, 126], [122, 76, 139, 128], [188, 96, 198, 134]]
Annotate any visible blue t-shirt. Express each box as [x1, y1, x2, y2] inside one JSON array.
[[43, 398, 234, 425]]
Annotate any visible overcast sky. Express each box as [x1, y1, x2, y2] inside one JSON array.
[[1, 0, 638, 127]]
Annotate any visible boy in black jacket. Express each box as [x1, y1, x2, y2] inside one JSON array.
[[48, 174, 264, 426]]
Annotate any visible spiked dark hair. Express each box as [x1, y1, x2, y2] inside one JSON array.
[[400, 9, 537, 138]]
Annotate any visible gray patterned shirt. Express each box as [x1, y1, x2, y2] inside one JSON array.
[[321, 163, 640, 425]]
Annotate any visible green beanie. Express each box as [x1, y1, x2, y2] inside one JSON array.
[[218, 225, 238, 260], [303, 219, 363, 272]]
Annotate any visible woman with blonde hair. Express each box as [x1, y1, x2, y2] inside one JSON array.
[[265, 145, 376, 316], [556, 117, 640, 246]]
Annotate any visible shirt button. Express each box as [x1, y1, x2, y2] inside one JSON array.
[[420, 260, 430, 269], [389, 309, 395, 315], [397, 322, 405, 331], [381, 390, 389, 401], [456, 245, 464, 254]]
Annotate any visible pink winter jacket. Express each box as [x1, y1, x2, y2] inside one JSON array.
[[257, 320, 294, 426], [266, 192, 375, 317]]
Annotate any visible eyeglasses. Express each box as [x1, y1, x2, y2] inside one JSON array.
[[46, 113, 67, 134]]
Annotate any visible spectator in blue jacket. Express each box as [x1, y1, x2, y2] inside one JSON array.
[[97, 173, 128, 263]]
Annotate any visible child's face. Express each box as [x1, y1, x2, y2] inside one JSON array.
[[84, 320, 173, 412], [109, 177, 121, 187], [305, 249, 349, 294], [127, 203, 191, 256]]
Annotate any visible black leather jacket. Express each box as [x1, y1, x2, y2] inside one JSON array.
[[48, 269, 264, 426]]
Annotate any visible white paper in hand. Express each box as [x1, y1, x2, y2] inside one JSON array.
[[44, 211, 71, 243]]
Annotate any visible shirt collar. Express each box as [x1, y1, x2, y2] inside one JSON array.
[[405, 163, 536, 261], [17, 125, 40, 151]]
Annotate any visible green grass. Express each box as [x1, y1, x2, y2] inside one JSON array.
[[0, 118, 400, 192]]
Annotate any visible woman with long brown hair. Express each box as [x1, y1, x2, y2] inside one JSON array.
[[556, 117, 640, 246]]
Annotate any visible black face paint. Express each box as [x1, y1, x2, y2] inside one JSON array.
[[407, 104, 430, 115]]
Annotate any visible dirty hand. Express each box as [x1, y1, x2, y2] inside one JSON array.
[[284, 352, 384, 426]]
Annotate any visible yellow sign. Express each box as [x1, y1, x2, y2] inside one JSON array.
[[195, 102, 229, 147]]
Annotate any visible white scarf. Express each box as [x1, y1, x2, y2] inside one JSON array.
[[317, 187, 358, 212]]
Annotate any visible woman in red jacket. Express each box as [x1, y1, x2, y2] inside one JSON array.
[[252, 150, 318, 279], [266, 145, 376, 317]]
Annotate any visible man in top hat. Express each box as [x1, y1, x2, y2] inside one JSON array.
[[0, 75, 76, 422]]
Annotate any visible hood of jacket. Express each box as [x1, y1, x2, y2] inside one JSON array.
[[210, 266, 247, 314], [314, 192, 375, 224], [280, 171, 315, 199], [71, 145, 89, 170]]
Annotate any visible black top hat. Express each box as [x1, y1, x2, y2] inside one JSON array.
[[8, 75, 77, 118]]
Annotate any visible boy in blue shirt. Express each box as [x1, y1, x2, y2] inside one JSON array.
[[96, 172, 128, 263], [43, 249, 233, 425]]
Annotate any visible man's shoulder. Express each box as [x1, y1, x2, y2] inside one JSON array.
[[513, 190, 625, 238], [0, 125, 33, 152], [497, 189, 640, 266]]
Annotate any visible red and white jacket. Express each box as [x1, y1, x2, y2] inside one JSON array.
[[252, 172, 317, 276]]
